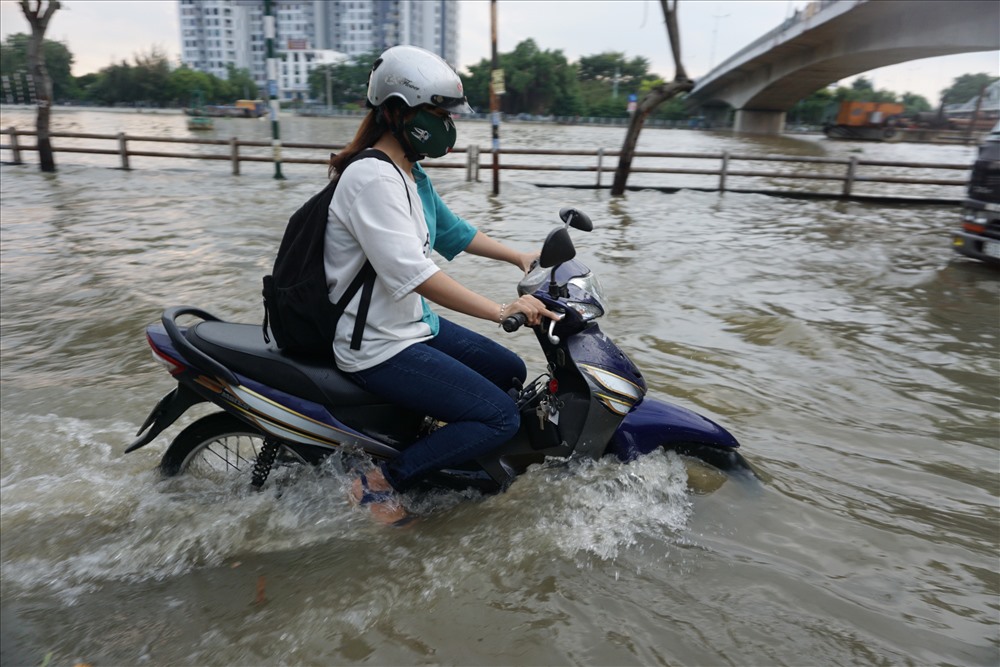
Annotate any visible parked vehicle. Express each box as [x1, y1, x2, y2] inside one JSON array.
[[823, 101, 906, 142], [952, 123, 1000, 266], [127, 208, 752, 495]]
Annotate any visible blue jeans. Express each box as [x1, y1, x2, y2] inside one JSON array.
[[348, 318, 527, 491]]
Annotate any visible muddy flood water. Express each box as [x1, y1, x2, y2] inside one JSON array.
[[1, 108, 998, 666]]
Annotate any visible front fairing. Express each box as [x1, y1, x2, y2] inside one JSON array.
[[520, 259, 607, 328], [609, 396, 740, 459], [531, 321, 647, 459]]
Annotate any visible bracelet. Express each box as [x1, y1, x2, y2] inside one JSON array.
[[498, 303, 508, 325]]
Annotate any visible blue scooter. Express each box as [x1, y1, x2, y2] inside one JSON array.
[[127, 208, 751, 492]]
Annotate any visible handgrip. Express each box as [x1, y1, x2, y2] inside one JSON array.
[[502, 312, 527, 332]]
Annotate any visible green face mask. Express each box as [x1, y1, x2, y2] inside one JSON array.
[[404, 108, 457, 159]]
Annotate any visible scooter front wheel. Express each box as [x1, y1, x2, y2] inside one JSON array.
[[159, 412, 303, 480]]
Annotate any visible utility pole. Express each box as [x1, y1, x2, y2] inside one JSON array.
[[264, 0, 284, 179], [490, 0, 501, 195], [325, 67, 332, 114]]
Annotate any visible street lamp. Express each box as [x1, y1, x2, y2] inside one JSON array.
[[709, 13, 730, 70]]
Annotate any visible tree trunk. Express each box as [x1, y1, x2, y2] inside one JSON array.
[[20, 0, 60, 173], [612, 0, 691, 195]]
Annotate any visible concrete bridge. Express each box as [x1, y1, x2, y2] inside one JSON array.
[[687, 0, 1000, 134]]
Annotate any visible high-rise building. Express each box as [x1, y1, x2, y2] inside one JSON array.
[[179, 0, 261, 82], [178, 0, 460, 102], [313, 0, 457, 67]]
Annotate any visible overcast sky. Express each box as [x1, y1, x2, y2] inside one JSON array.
[[2, 0, 997, 104]]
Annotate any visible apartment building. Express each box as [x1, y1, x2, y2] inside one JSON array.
[[178, 0, 459, 101], [313, 0, 457, 66]]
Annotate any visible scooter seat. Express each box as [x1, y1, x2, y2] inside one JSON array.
[[185, 321, 382, 407]]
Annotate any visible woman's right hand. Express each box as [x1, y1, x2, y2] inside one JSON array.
[[505, 295, 559, 327]]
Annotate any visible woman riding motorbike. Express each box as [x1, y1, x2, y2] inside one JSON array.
[[326, 45, 557, 524]]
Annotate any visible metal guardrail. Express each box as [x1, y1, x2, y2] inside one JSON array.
[[1, 126, 971, 202]]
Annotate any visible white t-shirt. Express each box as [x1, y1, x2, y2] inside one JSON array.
[[325, 156, 440, 372]]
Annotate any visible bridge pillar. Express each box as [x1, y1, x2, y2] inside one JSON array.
[[734, 109, 786, 135]]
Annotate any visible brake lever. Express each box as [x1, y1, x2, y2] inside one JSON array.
[[546, 313, 566, 345]]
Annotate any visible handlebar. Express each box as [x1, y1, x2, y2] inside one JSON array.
[[501, 312, 527, 332]]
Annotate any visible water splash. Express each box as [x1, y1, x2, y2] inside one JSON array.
[[1, 411, 693, 603]]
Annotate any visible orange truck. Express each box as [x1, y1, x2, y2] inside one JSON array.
[[834, 101, 905, 126]]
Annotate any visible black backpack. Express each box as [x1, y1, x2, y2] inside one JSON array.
[[261, 148, 408, 356]]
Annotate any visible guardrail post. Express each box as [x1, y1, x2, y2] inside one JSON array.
[[843, 156, 857, 197], [231, 137, 240, 176], [117, 132, 130, 170], [468, 145, 480, 182], [719, 151, 730, 193], [596, 148, 604, 187], [465, 145, 474, 182], [8, 126, 22, 164]]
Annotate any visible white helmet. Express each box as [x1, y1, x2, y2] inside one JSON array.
[[367, 45, 474, 114]]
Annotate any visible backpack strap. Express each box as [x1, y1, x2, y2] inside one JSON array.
[[354, 148, 411, 211], [350, 262, 377, 350]]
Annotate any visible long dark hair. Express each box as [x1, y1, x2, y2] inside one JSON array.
[[327, 98, 409, 179]]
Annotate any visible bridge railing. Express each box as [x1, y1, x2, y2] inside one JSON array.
[[1, 126, 970, 203]]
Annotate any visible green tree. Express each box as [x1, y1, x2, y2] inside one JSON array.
[[574, 54, 665, 119], [627, 77, 690, 121], [788, 87, 836, 125], [131, 47, 171, 105], [1, 32, 76, 101], [224, 63, 258, 100], [577, 52, 650, 86], [74, 71, 99, 99], [940, 72, 999, 105], [307, 52, 376, 107], [165, 65, 199, 104], [578, 79, 625, 117], [850, 76, 875, 95], [81, 52, 244, 107], [167, 65, 232, 107], [462, 59, 490, 111], [165, 65, 216, 106], [464, 39, 580, 116], [650, 95, 688, 121], [900, 92, 931, 114], [837, 76, 898, 103], [84, 60, 133, 104]]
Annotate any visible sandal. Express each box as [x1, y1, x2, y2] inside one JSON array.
[[352, 473, 395, 506], [349, 473, 418, 527]]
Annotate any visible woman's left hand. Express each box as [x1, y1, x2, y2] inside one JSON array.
[[515, 251, 540, 274]]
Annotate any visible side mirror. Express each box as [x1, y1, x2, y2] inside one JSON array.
[[559, 207, 593, 232], [539, 227, 576, 268]]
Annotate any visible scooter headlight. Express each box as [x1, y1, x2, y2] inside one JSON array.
[[567, 272, 607, 321]]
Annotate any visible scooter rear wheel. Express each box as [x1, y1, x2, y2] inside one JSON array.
[[159, 412, 302, 480]]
